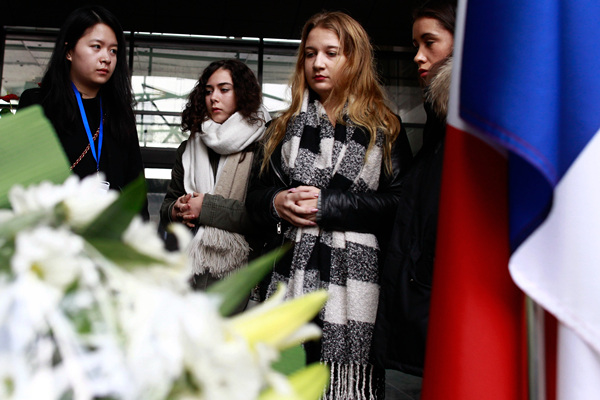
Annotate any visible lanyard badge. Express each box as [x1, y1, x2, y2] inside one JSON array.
[[71, 82, 103, 172]]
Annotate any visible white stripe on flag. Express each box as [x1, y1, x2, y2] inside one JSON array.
[[510, 127, 600, 399], [558, 324, 600, 399]]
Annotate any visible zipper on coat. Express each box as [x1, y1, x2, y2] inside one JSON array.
[[270, 158, 287, 186]]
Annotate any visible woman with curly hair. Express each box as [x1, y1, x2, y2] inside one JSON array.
[[246, 11, 412, 399], [160, 59, 270, 295]]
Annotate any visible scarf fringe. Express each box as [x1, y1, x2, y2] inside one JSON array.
[[321, 362, 377, 400], [188, 226, 250, 278]]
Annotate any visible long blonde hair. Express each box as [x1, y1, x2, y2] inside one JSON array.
[[261, 11, 400, 174]]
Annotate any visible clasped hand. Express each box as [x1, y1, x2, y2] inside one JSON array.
[[172, 192, 204, 228], [274, 185, 320, 227]]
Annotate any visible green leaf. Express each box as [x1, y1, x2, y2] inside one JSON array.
[[79, 175, 146, 240], [86, 238, 161, 267], [272, 344, 307, 375], [207, 243, 291, 316], [0, 106, 70, 208], [0, 245, 14, 274], [0, 211, 48, 238]]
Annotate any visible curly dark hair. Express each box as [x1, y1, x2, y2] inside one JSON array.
[[181, 59, 263, 135]]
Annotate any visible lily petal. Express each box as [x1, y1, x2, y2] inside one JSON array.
[[228, 286, 327, 350], [258, 363, 330, 400]]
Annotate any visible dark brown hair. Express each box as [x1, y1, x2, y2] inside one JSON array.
[[412, 0, 457, 34], [181, 59, 263, 135]]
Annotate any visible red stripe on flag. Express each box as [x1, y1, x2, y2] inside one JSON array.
[[422, 125, 527, 400]]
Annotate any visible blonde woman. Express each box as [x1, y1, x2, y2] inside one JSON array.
[[246, 11, 413, 399]]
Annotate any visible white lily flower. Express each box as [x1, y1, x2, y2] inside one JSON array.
[[1, 170, 331, 399], [11, 226, 92, 290], [61, 175, 118, 228], [119, 286, 187, 398], [9, 180, 69, 215], [254, 342, 292, 394], [121, 217, 191, 291], [8, 175, 117, 229], [0, 278, 60, 356], [183, 329, 264, 400], [122, 217, 167, 260], [168, 222, 193, 249], [123, 217, 188, 268]]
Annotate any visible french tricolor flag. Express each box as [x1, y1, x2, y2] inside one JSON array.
[[421, 0, 600, 399]]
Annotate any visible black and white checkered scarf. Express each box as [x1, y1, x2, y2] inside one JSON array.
[[265, 91, 385, 398]]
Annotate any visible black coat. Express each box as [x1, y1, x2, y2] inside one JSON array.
[[372, 101, 446, 376], [18, 88, 149, 218]]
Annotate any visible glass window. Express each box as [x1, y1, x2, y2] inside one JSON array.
[[2, 28, 426, 221], [2, 33, 57, 98], [131, 36, 264, 148], [2, 30, 423, 150], [377, 50, 426, 125], [261, 45, 298, 113]]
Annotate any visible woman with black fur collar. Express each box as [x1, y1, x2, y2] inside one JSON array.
[[372, 0, 457, 384], [246, 11, 412, 399]]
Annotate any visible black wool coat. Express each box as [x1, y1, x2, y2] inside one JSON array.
[[372, 57, 451, 376], [372, 102, 445, 376]]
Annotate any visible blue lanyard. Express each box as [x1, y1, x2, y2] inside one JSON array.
[[71, 82, 103, 172]]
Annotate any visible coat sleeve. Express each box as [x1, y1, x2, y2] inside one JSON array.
[[124, 127, 150, 220], [198, 194, 253, 234], [159, 141, 187, 227], [123, 129, 146, 188], [245, 144, 288, 232], [318, 122, 414, 233]]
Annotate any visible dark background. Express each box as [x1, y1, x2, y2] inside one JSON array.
[[4, 0, 419, 47]]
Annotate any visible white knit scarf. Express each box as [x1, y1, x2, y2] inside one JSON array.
[[183, 108, 270, 277]]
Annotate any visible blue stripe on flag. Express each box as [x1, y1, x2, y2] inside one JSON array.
[[458, 0, 600, 249]]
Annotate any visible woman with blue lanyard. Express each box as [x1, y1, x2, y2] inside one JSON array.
[[18, 5, 148, 216]]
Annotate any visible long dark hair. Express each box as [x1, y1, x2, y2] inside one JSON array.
[[412, 0, 457, 33], [181, 59, 262, 136], [40, 5, 136, 140]]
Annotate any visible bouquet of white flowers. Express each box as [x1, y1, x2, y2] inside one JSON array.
[[0, 107, 329, 400]]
